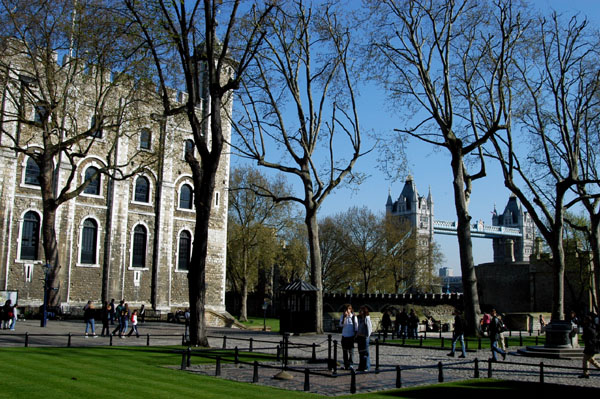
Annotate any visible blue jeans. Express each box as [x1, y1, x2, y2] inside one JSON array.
[[491, 339, 505, 360], [85, 319, 95, 334], [451, 333, 466, 356]]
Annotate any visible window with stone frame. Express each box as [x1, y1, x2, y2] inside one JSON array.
[[80, 219, 98, 264], [179, 184, 193, 209], [132, 225, 147, 268], [24, 157, 41, 186], [184, 139, 194, 158], [20, 211, 40, 260], [140, 128, 151, 150], [83, 166, 101, 195], [89, 115, 103, 138], [178, 230, 191, 271], [34, 103, 49, 123], [134, 176, 150, 203]]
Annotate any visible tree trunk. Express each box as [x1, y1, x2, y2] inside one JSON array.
[[591, 220, 600, 313], [240, 248, 248, 322], [550, 233, 566, 321], [40, 205, 60, 306], [306, 208, 323, 334], [450, 152, 481, 336]]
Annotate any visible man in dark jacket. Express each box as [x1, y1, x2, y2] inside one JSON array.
[[447, 309, 466, 358], [489, 309, 506, 361]]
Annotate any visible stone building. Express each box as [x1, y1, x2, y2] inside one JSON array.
[[0, 42, 230, 320], [491, 194, 536, 263]]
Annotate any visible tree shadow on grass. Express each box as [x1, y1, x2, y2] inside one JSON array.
[[373, 380, 600, 398]]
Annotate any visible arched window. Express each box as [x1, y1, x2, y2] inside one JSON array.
[[80, 219, 98, 264], [178, 231, 191, 271], [132, 225, 147, 268], [20, 211, 40, 260], [140, 128, 151, 150], [134, 176, 150, 203], [24, 157, 41, 186], [179, 184, 193, 209], [83, 166, 100, 195]]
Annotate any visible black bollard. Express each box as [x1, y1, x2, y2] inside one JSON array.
[[396, 366, 402, 388], [311, 343, 317, 363], [419, 337, 423, 347], [68, 333, 71, 347], [474, 358, 479, 378], [304, 368, 310, 391], [328, 334, 332, 365], [235, 346, 239, 364], [110, 334, 113, 346], [375, 338, 380, 372], [350, 368, 356, 394], [181, 350, 187, 370], [181, 334, 185, 346], [249, 337, 253, 352], [438, 361, 444, 382], [540, 362, 544, 383], [519, 331, 523, 346], [276, 344, 281, 362], [535, 336, 539, 346], [478, 338, 482, 350], [487, 359, 492, 378], [25, 332, 29, 347], [223, 336, 227, 349], [441, 337, 444, 348], [187, 347, 191, 368], [146, 334, 150, 346], [333, 340, 338, 374], [216, 356, 221, 376], [252, 361, 259, 383]]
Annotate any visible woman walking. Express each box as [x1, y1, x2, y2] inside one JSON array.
[[83, 301, 97, 338], [127, 309, 140, 338]]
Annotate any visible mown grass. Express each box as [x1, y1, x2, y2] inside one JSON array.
[[237, 317, 280, 333], [1, 345, 595, 399]]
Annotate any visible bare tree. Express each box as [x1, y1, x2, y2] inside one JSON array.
[[227, 166, 292, 321], [366, 0, 524, 334], [489, 13, 600, 320], [0, 0, 152, 305], [319, 216, 353, 293], [231, 1, 365, 333], [125, 0, 274, 345]]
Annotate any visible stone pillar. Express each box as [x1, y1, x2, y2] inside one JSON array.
[[504, 239, 515, 263]]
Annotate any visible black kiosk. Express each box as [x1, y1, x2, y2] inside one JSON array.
[[279, 279, 317, 334]]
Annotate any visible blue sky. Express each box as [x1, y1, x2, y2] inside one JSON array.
[[230, 0, 600, 276]]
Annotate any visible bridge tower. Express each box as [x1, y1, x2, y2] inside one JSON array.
[[491, 195, 536, 263], [386, 175, 435, 291]]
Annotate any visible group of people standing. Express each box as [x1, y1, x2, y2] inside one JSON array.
[[339, 304, 372, 372], [380, 308, 421, 340], [1, 299, 17, 330], [83, 299, 144, 338]]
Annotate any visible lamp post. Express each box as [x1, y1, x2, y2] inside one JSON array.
[[41, 262, 52, 327]]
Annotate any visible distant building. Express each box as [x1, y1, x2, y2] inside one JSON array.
[[439, 267, 453, 277]]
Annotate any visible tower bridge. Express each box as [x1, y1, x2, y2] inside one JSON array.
[[386, 175, 536, 267]]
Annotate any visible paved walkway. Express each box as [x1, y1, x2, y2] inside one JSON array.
[[2, 320, 599, 395]]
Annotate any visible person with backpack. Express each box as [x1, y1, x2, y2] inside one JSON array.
[[447, 309, 467, 358], [339, 304, 358, 370], [489, 309, 507, 361], [127, 309, 140, 338], [356, 306, 373, 372], [111, 300, 124, 337], [579, 315, 600, 378]]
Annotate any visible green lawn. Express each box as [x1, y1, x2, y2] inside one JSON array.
[[1, 346, 596, 398], [384, 334, 546, 350], [237, 317, 280, 333]]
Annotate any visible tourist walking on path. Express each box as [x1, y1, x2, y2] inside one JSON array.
[[100, 301, 110, 336], [108, 299, 115, 325], [397, 309, 408, 339], [381, 310, 391, 341], [139, 304, 146, 324], [120, 304, 130, 338], [9, 303, 17, 331], [489, 309, 506, 361], [127, 310, 140, 338], [447, 309, 466, 358], [580, 315, 600, 378], [83, 301, 97, 338], [2, 300, 12, 329], [112, 300, 124, 336], [339, 304, 358, 370], [356, 306, 373, 371], [408, 309, 419, 339]]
